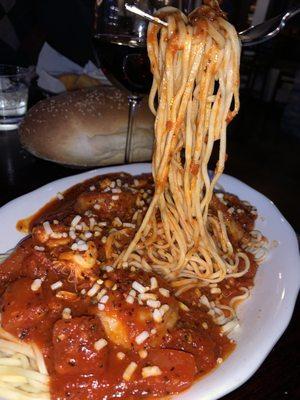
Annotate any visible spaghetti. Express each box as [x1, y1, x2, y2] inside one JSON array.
[[116, 2, 266, 326], [0, 323, 49, 400]]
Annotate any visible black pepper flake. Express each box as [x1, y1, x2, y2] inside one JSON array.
[[19, 329, 29, 340]]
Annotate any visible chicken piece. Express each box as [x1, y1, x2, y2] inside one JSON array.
[[95, 270, 179, 350], [134, 349, 197, 396], [74, 192, 136, 221], [1, 278, 49, 336], [97, 300, 178, 350], [0, 240, 30, 295], [56, 241, 98, 280], [52, 316, 108, 375], [32, 223, 71, 248], [97, 304, 131, 349], [162, 327, 218, 373], [21, 248, 52, 279]]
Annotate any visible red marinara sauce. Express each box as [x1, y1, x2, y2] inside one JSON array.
[[0, 172, 259, 400]]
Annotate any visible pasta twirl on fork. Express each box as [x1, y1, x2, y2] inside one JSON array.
[[116, 3, 266, 327]]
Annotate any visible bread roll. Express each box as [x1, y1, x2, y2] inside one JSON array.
[[19, 86, 154, 167]]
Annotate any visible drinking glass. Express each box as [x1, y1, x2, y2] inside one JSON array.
[[0, 65, 31, 131], [94, 0, 193, 163]]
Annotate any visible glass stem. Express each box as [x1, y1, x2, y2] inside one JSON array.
[[125, 95, 142, 164]]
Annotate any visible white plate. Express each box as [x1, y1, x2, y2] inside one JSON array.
[[0, 163, 299, 400]]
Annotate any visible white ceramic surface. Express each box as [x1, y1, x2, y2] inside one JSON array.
[[0, 163, 299, 400]]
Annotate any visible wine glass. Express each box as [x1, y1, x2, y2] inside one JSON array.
[[94, 0, 191, 163]]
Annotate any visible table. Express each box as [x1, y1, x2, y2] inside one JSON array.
[[1, 129, 299, 400]]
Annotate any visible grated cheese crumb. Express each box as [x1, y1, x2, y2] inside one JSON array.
[[123, 362, 137, 381], [150, 277, 158, 290], [202, 322, 208, 329], [132, 281, 147, 294], [96, 289, 107, 301], [71, 215, 81, 227], [159, 288, 170, 297], [34, 245, 45, 252], [31, 279, 42, 292], [69, 230, 76, 240], [142, 366, 162, 378], [87, 283, 100, 297], [210, 287, 221, 294], [71, 243, 78, 251], [56, 192, 64, 200], [99, 295, 109, 304], [179, 302, 189, 311], [62, 308, 72, 320], [78, 243, 88, 252], [159, 304, 169, 316], [147, 299, 161, 309], [43, 221, 53, 235], [123, 223, 135, 228], [94, 338, 108, 351], [117, 352, 125, 360], [50, 281, 63, 291], [138, 293, 157, 301], [103, 265, 114, 272], [135, 331, 149, 345], [138, 349, 148, 359], [126, 295, 135, 304], [152, 309, 162, 323], [129, 289, 136, 298]]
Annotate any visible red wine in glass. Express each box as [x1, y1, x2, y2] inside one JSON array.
[[94, 1, 190, 163], [94, 34, 152, 95]]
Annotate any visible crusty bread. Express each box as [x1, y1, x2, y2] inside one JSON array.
[[19, 86, 154, 167]]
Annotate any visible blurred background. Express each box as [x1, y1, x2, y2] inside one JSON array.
[[0, 0, 299, 231]]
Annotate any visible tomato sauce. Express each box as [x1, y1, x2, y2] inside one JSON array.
[[0, 172, 259, 400]]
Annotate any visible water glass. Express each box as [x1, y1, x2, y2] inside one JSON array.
[[0, 65, 30, 131]]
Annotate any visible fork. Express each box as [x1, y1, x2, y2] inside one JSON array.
[[125, 4, 300, 47]]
